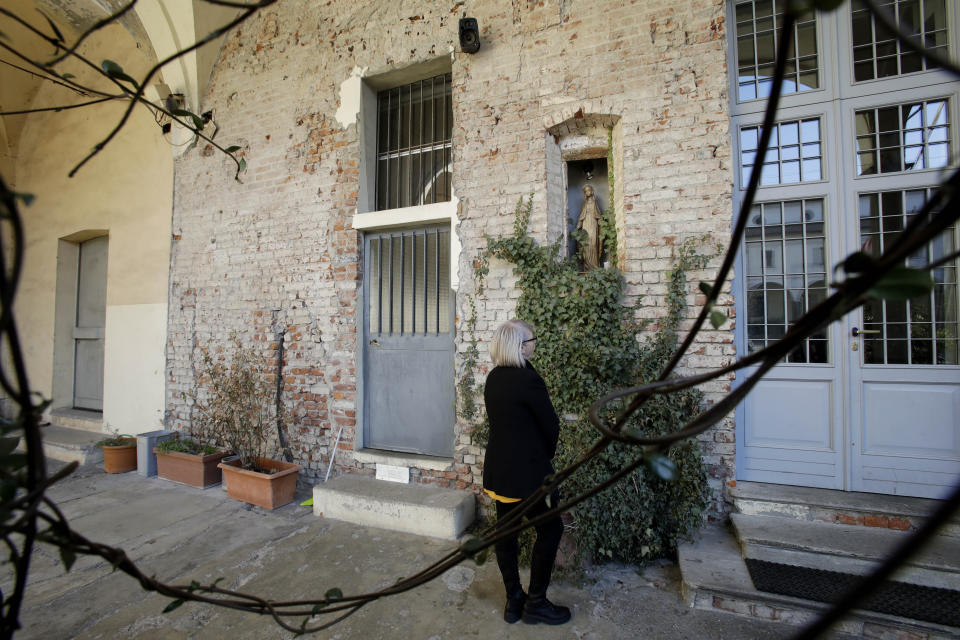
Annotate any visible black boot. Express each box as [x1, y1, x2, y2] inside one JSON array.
[[523, 514, 570, 625], [522, 596, 571, 625], [503, 586, 527, 624]]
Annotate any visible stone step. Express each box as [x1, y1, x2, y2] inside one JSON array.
[[312, 474, 475, 541], [46, 407, 103, 433], [679, 525, 960, 638], [731, 513, 960, 591], [730, 481, 960, 537], [17, 424, 104, 465]]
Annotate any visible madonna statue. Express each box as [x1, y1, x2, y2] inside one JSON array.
[[576, 184, 603, 270]]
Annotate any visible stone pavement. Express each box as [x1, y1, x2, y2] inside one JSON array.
[[2, 462, 852, 639]]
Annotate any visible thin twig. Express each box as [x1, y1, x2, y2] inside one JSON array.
[[0, 97, 115, 116], [0, 59, 93, 96]]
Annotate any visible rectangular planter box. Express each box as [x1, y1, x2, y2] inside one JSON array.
[[218, 457, 302, 510], [154, 449, 231, 488]]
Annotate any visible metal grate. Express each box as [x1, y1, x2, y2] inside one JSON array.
[[367, 227, 450, 335], [375, 73, 453, 211], [746, 558, 960, 628]]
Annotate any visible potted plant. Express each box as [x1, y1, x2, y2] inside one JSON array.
[[153, 435, 231, 488], [97, 430, 137, 474], [192, 334, 301, 509]]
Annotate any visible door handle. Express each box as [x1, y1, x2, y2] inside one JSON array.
[[851, 327, 881, 337]]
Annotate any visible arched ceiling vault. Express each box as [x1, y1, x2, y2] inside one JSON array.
[[0, 0, 238, 160]]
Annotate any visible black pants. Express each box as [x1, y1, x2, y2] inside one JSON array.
[[494, 493, 564, 600]]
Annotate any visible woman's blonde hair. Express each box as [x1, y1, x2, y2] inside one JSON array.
[[490, 319, 534, 368]]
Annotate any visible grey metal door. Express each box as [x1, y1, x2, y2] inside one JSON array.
[[363, 226, 454, 457], [73, 236, 107, 411]]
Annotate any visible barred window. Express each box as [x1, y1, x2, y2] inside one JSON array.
[[376, 73, 453, 211]]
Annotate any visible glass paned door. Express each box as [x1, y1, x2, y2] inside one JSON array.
[[849, 184, 960, 498], [732, 0, 960, 499]]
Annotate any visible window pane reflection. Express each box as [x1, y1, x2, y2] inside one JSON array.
[[858, 188, 958, 365], [742, 198, 829, 362]]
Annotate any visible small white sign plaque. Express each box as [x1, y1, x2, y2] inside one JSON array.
[[376, 464, 410, 484]]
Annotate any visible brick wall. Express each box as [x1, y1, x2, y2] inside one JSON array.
[[167, 0, 735, 511]]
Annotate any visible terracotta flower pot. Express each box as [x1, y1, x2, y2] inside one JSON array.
[[154, 449, 231, 488], [218, 457, 302, 510], [102, 439, 137, 473]]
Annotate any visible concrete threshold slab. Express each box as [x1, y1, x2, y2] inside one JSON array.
[[731, 513, 960, 591], [679, 524, 960, 638], [18, 424, 104, 465], [313, 474, 475, 541], [46, 407, 103, 433], [731, 481, 959, 536]]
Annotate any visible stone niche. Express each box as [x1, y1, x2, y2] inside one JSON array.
[[544, 112, 623, 267]]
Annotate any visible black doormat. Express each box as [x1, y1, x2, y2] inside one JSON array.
[[745, 558, 960, 628]]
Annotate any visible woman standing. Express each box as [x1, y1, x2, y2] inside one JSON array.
[[482, 319, 571, 625]]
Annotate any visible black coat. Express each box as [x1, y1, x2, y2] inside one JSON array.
[[482, 362, 560, 499]]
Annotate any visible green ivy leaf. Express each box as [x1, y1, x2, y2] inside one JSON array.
[[0, 478, 16, 503], [472, 548, 489, 566], [60, 73, 75, 80], [225, 145, 242, 153], [100, 60, 138, 86], [37, 9, 65, 44], [0, 436, 18, 457], [187, 580, 200, 593], [709, 310, 727, 329], [1, 453, 27, 470], [324, 587, 343, 600], [171, 109, 203, 131], [698, 281, 713, 296], [460, 536, 485, 557], [837, 251, 875, 275], [646, 454, 678, 482], [311, 604, 324, 615], [867, 267, 934, 301], [162, 599, 185, 614], [13, 192, 35, 206], [238, 158, 247, 172], [59, 548, 76, 572]]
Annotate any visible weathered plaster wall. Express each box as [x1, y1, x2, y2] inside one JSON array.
[[11, 22, 172, 434], [168, 0, 735, 506]]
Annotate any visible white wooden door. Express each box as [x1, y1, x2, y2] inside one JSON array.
[[842, 101, 960, 499], [730, 0, 960, 497]]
